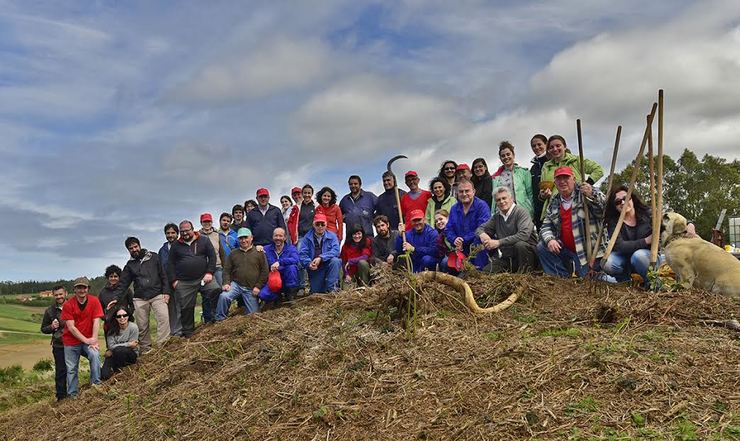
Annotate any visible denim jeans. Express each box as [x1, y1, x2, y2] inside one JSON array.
[[64, 343, 101, 397], [536, 241, 588, 278], [215, 281, 260, 320], [308, 257, 341, 293], [603, 249, 661, 285]]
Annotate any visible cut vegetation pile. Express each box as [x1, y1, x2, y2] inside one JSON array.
[[0, 271, 738, 440]]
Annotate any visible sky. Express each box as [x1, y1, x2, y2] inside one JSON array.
[[1, 0, 739, 282]]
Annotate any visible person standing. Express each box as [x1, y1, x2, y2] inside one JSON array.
[[400, 171, 432, 229], [529, 134, 549, 229], [117, 237, 170, 353], [437, 160, 458, 198], [61, 277, 103, 397], [167, 220, 221, 336], [98, 265, 133, 324], [339, 175, 377, 238], [471, 158, 493, 208], [246, 188, 287, 246], [287, 187, 303, 245], [491, 141, 534, 218], [40, 285, 68, 401], [297, 184, 316, 241], [375, 171, 406, 231], [425, 177, 456, 226], [158, 223, 182, 337], [218, 212, 239, 269], [315, 186, 344, 242], [216, 228, 269, 318], [230, 204, 248, 233], [199, 213, 225, 286], [299, 214, 342, 294]]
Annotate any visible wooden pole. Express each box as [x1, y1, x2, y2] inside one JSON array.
[[576, 119, 592, 263], [650, 90, 664, 264], [394, 177, 406, 243], [603, 102, 657, 263], [588, 125, 621, 267], [647, 114, 657, 265]]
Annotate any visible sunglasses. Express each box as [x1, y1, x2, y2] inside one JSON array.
[[444, 166, 456, 171], [615, 197, 627, 206], [116, 313, 128, 318], [314, 222, 326, 226]]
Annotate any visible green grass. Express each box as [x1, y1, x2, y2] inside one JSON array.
[[536, 327, 582, 338]]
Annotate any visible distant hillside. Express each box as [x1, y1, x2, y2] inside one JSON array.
[[0, 277, 106, 296], [0, 273, 737, 440]]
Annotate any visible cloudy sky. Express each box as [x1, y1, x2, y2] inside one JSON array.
[[1, 0, 739, 282]]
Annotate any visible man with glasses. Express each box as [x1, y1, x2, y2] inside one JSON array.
[[299, 214, 342, 294], [60, 277, 103, 397], [246, 188, 287, 246], [537, 166, 607, 278], [476, 187, 539, 273], [117, 236, 170, 353], [40, 285, 68, 400], [167, 220, 221, 337]]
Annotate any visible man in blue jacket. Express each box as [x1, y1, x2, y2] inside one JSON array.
[[446, 178, 491, 269], [261, 227, 300, 304], [339, 175, 377, 237], [299, 214, 341, 294], [246, 188, 287, 246], [395, 209, 439, 272]]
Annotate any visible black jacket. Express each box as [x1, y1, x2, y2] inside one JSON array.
[[246, 204, 287, 246], [40, 304, 65, 348], [167, 234, 217, 285], [530, 155, 548, 225], [119, 249, 169, 300], [376, 189, 406, 230], [472, 175, 493, 208], [297, 201, 316, 237]]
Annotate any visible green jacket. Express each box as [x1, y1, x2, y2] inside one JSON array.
[[491, 164, 534, 219], [539, 153, 604, 220], [425, 195, 457, 226]]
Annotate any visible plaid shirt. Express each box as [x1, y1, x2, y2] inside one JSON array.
[[539, 186, 607, 265]]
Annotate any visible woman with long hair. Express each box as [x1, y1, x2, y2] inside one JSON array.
[[425, 177, 456, 226], [437, 160, 458, 197], [491, 141, 534, 218], [602, 185, 656, 286], [529, 134, 549, 227], [471, 158, 493, 208], [315, 186, 344, 242], [102, 305, 139, 380], [280, 195, 295, 244], [340, 224, 371, 286]]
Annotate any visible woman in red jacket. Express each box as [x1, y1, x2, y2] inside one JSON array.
[[315, 186, 344, 242], [340, 224, 371, 286]]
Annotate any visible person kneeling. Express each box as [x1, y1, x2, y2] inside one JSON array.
[[341, 224, 372, 286], [396, 210, 439, 273], [476, 187, 538, 273], [102, 306, 139, 380], [262, 227, 300, 306], [299, 214, 342, 294], [216, 228, 268, 319]]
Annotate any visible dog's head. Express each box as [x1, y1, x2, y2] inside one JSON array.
[[661, 212, 688, 246]]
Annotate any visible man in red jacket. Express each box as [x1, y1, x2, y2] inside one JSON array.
[[400, 171, 431, 229], [61, 277, 104, 397]]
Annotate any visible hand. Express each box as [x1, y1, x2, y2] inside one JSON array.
[[251, 287, 260, 297], [580, 183, 593, 198], [202, 273, 213, 284], [222, 284, 231, 292], [402, 241, 414, 253], [310, 257, 321, 270], [483, 238, 500, 250], [130, 340, 138, 349], [172, 280, 179, 289], [398, 222, 405, 232], [163, 294, 170, 304], [256, 245, 264, 252], [51, 319, 59, 330], [539, 188, 552, 200], [106, 300, 118, 310], [547, 239, 562, 254], [270, 262, 280, 271], [89, 340, 100, 351], [644, 235, 652, 245], [104, 350, 113, 358], [386, 254, 395, 264], [454, 237, 463, 250], [686, 223, 697, 238], [344, 275, 352, 283]]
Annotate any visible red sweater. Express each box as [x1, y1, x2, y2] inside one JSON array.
[[316, 204, 344, 241], [61, 295, 104, 346], [340, 238, 371, 276], [287, 205, 299, 245], [559, 206, 576, 253], [400, 190, 432, 228]]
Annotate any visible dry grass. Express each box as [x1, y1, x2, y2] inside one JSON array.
[[0, 271, 738, 440]]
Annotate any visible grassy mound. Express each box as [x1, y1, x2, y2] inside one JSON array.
[[0, 272, 738, 440]]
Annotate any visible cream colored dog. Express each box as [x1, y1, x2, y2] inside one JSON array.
[[661, 212, 740, 300]]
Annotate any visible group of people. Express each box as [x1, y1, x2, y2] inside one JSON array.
[[41, 133, 674, 401]]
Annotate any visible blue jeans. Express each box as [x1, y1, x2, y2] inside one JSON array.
[[536, 241, 588, 278], [399, 254, 438, 273], [64, 344, 101, 397], [215, 281, 260, 320], [308, 257, 341, 294], [603, 249, 661, 285]]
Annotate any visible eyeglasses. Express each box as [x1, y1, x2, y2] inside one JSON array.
[[314, 222, 326, 226], [444, 166, 456, 171], [115, 313, 128, 318], [180, 228, 192, 233], [615, 197, 626, 206]]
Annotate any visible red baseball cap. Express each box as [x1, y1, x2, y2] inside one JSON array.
[[554, 166, 574, 178], [405, 170, 419, 178], [456, 163, 470, 171], [200, 213, 213, 222], [409, 209, 425, 221], [256, 188, 269, 197], [291, 186, 302, 195], [313, 213, 328, 224]]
